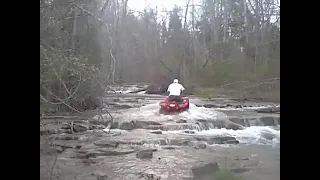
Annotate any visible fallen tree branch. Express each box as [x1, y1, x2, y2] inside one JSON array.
[[129, 87, 148, 93], [40, 87, 82, 113], [160, 60, 173, 73], [53, 68, 82, 100]]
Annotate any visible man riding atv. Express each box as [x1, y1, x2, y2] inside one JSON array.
[[159, 79, 189, 113], [167, 79, 185, 102]]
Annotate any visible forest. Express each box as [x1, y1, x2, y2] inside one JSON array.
[[40, 0, 280, 112]]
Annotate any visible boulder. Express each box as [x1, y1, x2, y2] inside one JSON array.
[[136, 149, 156, 159], [73, 124, 88, 132]]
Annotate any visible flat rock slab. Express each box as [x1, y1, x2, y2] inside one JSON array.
[[192, 162, 220, 179], [136, 149, 157, 159]]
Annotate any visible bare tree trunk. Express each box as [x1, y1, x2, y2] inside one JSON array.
[[182, 0, 191, 85], [71, 10, 78, 51]]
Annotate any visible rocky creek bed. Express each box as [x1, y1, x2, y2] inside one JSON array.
[[40, 85, 280, 180]]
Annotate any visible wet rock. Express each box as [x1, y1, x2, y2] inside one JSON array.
[[195, 136, 239, 145], [259, 116, 276, 126], [40, 128, 72, 135], [112, 99, 120, 102], [225, 121, 244, 130], [195, 121, 212, 130], [73, 124, 88, 132], [119, 121, 135, 130], [110, 122, 119, 129], [213, 119, 243, 130], [60, 123, 71, 129], [229, 117, 245, 126], [90, 118, 112, 127], [41, 146, 63, 155], [113, 104, 133, 109], [94, 140, 119, 148], [82, 158, 96, 166], [234, 156, 250, 161], [150, 130, 162, 134], [256, 106, 280, 113], [194, 143, 207, 149], [163, 123, 200, 131], [144, 125, 164, 130], [273, 106, 280, 113], [175, 119, 187, 123], [235, 105, 242, 108], [136, 149, 156, 159], [93, 170, 108, 180], [76, 149, 136, 159], [192, 162, 220, 179], [184, 130, 196, 134], [203, 104, 220, 108], [133, 121, 162, 129], [91, 124, 106, 130], [119, 121, 162, 130], [50, 135, 79, 141], [275, 117, 280, 125], [168, 139, 191, 146], [162, 146, 176, 150], [40, 128, 55, 135], [138, 170, 161, 180], [260, 130, 276, 140], [158, 139, 168, 145]]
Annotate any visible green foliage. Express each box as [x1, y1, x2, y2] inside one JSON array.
[[214, 170, 244, 180], [192, 88, 226, 98], [40, 103, 46, 114]]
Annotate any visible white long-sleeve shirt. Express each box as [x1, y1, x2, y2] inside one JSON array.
[[167, 83, 185, 96]]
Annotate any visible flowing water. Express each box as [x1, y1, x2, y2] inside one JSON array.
[[40, 84, 280, 180]]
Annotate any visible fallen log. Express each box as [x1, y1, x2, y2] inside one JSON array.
[[129, 87, 148, 93]]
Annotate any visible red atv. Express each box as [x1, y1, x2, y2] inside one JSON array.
[[159, 96, 190, 114]]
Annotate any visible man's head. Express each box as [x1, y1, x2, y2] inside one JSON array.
[[173, 79, 179, 83]]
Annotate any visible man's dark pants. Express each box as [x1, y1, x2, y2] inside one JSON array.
[[168, 95, 183, 102]]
